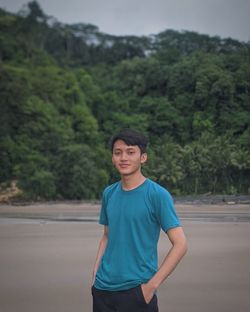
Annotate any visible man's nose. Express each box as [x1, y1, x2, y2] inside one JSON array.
[[120, 152, 128, 160]]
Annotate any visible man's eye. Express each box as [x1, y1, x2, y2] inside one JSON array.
[[128, 151, 135, 155]]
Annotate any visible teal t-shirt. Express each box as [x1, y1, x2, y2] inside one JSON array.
[[94, 178, 180, 291]]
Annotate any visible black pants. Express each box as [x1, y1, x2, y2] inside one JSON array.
[[92, 285, 159, 312]]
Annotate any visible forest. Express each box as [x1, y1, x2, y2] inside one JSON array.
[[0, 1, 249, 200]]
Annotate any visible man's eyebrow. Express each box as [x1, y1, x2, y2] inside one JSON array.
[[113, 146, 136, 151], [125, 147, 137, 152]]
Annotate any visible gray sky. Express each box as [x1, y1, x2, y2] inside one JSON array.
[[1, 0, 250, 42]]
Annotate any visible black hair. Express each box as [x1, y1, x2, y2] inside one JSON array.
[[109, 128, 148, 154]]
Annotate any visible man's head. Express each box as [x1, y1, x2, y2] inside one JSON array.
[[109, 128, 148, 154], [110, 129, 148, 176]]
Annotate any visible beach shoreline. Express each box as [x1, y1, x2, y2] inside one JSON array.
[[0, 201, 250, 222], [0, 202, 250, 312]]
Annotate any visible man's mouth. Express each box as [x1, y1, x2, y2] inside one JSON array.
[[119, 164, 130, 168]]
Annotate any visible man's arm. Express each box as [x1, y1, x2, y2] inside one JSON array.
[[92, 225, 108, 285], [142, 226, 187, 303]]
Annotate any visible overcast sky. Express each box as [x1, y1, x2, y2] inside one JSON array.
[[1, 0, 250, 42]]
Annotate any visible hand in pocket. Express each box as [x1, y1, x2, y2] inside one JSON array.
[[140, 283, 155, 304]]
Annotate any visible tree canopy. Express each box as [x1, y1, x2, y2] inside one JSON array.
[[0, 1, 249, 199]]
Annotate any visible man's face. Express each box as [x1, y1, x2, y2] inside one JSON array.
[[112, 140, 147, 176]]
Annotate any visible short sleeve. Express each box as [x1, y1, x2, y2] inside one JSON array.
[[154, 188, 181, 232], [99, 189, 108, 225]]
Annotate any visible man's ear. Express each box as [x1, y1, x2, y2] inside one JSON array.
[[141, 153, 147, 164]]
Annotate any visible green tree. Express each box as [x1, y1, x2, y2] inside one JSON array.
[[54, 144, 108, 199], [71, 104, 99, 145], [147, 139, 184, 194], [15, 151, 56, 199]]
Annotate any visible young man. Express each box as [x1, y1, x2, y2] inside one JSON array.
[[92, 128, 187, 312]]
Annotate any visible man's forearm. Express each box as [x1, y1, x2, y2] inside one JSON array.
[[93, 236, 107, 271], [148, 237, 187, 289], [92, 226, 108, 284], [142, 227, 187, 303]]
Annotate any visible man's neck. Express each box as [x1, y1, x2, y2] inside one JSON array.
[[121, 172, 146, 191]]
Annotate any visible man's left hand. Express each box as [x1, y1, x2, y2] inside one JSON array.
[[141, 283, 155, 304]]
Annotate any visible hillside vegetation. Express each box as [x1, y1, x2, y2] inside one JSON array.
[[0, 1, 249, 199]]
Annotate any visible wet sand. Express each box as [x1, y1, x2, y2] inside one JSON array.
[[0, 203, 250, 312]]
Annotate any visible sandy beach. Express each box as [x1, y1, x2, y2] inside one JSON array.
[[0, 202, 250, 312]]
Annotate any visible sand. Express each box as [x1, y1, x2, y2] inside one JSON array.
[[0, 203, 250, 312]]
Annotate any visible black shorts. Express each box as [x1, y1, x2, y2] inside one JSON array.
[[92, 285, 159, 312]]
